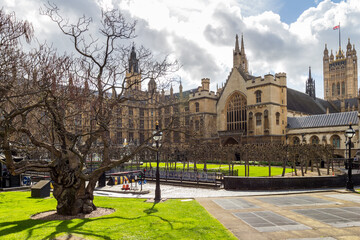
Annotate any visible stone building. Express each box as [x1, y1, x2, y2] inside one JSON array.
[[109, 35, 359, 158], [323, 38, 358, 101]]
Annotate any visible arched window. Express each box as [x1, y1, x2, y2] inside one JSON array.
[[255, 90, 262, 103], [226, 92, 247, 131], [332, 83, 335, 96], [264, 110, 269, 130], [195, 102, 199, 112], [293, 137, 300, 145], [311, 136, 320, 144], [341, 81, 345, 96], [337, 83, 340, 95], [276, 112, 280, 125], [332, 135, 341, 148]]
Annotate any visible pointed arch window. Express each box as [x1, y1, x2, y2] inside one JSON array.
[[311, 136, 320, 144], [293, 137, 300, 145], [332, 83, 335, 96], [226, 92, 247, 131], [195, 102, 200, 112], [341, 81, 345, 96], [337, 83, 340, 95]]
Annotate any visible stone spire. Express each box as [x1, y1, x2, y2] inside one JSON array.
[[241, 34, 245, 55], [306, 66, 316, 99], [235, 34, 240, 52], [129, 45, 139, 73], [179, 79, 183, 98]]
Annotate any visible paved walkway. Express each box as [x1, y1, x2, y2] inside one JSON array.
[[94, 182, 345, 199], [197, 190, 360, 240], [95, 184, 360, 239]]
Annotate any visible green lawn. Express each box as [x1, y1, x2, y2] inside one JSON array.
[[144, 162, 293, 177], [0, 191, 236, 240]]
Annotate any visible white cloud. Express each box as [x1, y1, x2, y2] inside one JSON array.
[[2, 0, 360, 99]]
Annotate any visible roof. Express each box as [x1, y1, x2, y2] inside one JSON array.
[[287, 111, 359, 129], [287, 88, 338, 115], [331, 98, 358, 110]]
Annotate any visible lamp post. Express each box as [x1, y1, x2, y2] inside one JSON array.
[[345, 123, 355, 191], [153, 121, 162, 201]]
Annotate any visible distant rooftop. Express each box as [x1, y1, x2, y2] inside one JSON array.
[[287, 111, 358, 129]]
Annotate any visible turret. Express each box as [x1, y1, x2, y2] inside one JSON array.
[[330, 50, 334, 62], [201, 78, 210, 92], [179, 80, 183, 98], [347, 38, 352, 54], [148, 78, 156, 93], [170, 84, 173, 97], [323, 44, 329, 61]]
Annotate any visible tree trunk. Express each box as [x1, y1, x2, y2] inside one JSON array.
[[50, 161, 96, 216], [282, 156, 287, 177]]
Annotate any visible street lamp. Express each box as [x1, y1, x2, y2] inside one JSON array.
[[345, 123, 356, 191], [152, 121, 162, 201]]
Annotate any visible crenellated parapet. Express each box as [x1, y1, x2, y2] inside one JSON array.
[[248, 72, 287, 89]]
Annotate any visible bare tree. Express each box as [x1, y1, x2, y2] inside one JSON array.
[[2, 6, 178, 216]]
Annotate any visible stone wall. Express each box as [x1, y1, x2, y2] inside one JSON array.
[[224, 174, 360, 190]]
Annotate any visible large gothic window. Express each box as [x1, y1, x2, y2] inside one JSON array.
[[332, 83, 335, 96], [226, 92, 247, 131], [341, 82, 345, 96], [337, 83, 340, 95]]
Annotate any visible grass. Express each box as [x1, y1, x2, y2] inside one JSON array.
[[0, 191, 237, 240], [144, 162, 293, 177]]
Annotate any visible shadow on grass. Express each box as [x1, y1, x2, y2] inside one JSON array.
[[0, 203, 175, 239], [143, 202, 173, 230]]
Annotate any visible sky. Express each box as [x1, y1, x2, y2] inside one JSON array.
[[2, 0, 359, 99]]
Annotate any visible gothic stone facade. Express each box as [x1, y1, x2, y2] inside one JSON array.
[[115, 35, 360, 158]]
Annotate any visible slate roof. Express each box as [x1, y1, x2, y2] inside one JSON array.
[[287, 88, 339, 115], [332, 98, 358, 110], [287, 111, 359, 129]]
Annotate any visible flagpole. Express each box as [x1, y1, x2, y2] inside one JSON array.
[[339, 22, 341, 49]]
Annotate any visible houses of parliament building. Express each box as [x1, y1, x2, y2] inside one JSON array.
[[118, 35, 359, 158]]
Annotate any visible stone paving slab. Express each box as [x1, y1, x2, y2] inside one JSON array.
[[233, 211, 311, 232], [257, 195, 335, 206], [293, 207, 360, 228], [212, 198, 258, 210], [325, 193, 360, 203], [196, 191, 360, 240]]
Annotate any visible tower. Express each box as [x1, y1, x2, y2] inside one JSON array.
[[306, 66, 316, 99], [323, 38, 358, 101], [126, 46, 142, 90], [233, 34, 248, 73]]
